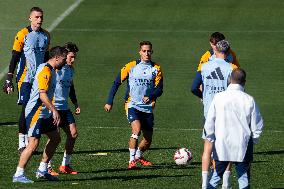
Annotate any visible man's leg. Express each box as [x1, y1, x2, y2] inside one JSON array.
[[41, 130, 61, 165], [201, 139, 213, 189], [208, 161, 229, 189], [59, 123, 78, 174], [135, 129, 153, 166], [36, 129, 60, 181], [18, 82, 31, 153], [235, 162, 251, 189], [13, 137, 40, 183], [134, 111, 154, 166], [128, 120, 141, 168], [18, 105, 28, 153], [222, 163, 232, 189]]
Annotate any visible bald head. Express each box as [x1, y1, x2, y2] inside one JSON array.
[[231, 68, 246, 86]]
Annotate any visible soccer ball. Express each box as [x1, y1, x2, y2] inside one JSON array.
[[174, 148, 193, 165]]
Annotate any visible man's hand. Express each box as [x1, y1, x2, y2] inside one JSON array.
[[52, 109, 61, 126], [142, 96, 150, 104], [75, 106, 81, 115], [3, 73, 14, 94], [104, 104, 112, 112]]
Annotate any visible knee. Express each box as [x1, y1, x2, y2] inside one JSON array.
[[70, 132, 78, 140], [143, 137, 152, 146]]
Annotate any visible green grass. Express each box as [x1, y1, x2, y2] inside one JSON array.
[[0, 0, 284, 188]]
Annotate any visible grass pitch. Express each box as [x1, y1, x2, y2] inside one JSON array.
[[0, 0, 283, 188]]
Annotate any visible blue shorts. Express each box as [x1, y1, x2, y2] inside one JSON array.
[[27, 116, 57, 138], [127, 108, 154, 131], [17, 82, 32, 105], [58, 110, 75, 128]]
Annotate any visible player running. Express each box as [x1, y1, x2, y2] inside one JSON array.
[[2, 7, 50, 153], [104, 41, 163, 169]]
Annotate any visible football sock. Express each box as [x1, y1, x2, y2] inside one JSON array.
[[38, 162, 48, 172], [24, 135, 28, 146], [18, 134, 26, 149], [129, 148, 136, 162], [62, 152, 71, 166], [222, 171, 231, 188], [15, 167, 24, 177], [135, 147, 143, 159], [202, 171, 209, 189], [47, 160, 53, 169]]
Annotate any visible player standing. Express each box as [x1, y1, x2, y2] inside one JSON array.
[[12, 46, 67, 183], [191, 40, 237, 189], [104, 41, 163, 169], [48, 42, 80, 176], [203, 68, 263, 188], [2, 7, 50, 153], [197, 32, 239, 72]]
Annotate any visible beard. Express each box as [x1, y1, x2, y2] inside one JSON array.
[[55, 61, 66, 70]]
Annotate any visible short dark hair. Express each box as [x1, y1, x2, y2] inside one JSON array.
[[64, 42, 79, 53], [209, 32, 225, 45], [49, 46, 67, 59], [140, 41, 152, 48], [30, 7, 43, 14], [231, 68, 246, 85]]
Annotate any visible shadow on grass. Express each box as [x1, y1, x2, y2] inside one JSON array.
[[0, 121, 18, 126], [254, 150, 284, 155], [78, 162, 198, 174], [54, 146, 180, 155], [54, 173, 193, 182]]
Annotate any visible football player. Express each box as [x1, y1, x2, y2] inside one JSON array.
[[13, 46, 67, 183], [197, 32, 239, 72], [47, 42, 80, 176], [191, 40, 237, 189], [2, 7, 50, 153], [104, 41, 163, 169]]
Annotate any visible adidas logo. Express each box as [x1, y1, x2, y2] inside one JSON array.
[[206, 67, 225, 80]]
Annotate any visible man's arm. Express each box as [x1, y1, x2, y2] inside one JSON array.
[[39, 90, 60, 126], [148, 65, 163, 101], [203, 99, 216, 142], [105, 61, 136, 112], [191, 71, 203, 99], [197, 50, 211, 72], [250, 100, 264, 144], [37, 66, 60, 125], [69, 81, 80, 115]]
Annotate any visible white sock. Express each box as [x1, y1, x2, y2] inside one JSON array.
[[202, 171, 209, 189], [24, 135, 29, 146], [48, 159, 53, 169], [18, 134, 26, 149], [129, 148, 136, 162], [222, 171, 231, 187], [62, 152, 71, 166], [135, 147, 143, 159], [38, 162, 48, 172], [14, 167, 24, 177]]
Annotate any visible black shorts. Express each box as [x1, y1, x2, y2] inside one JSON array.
[[58, 110, 75, 128], [27, 116, 57, 138], [127, 108, 154, 131], [17, 82, 32, 105]]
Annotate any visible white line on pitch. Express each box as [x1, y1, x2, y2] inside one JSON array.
[[0, 0, 84, 81]]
